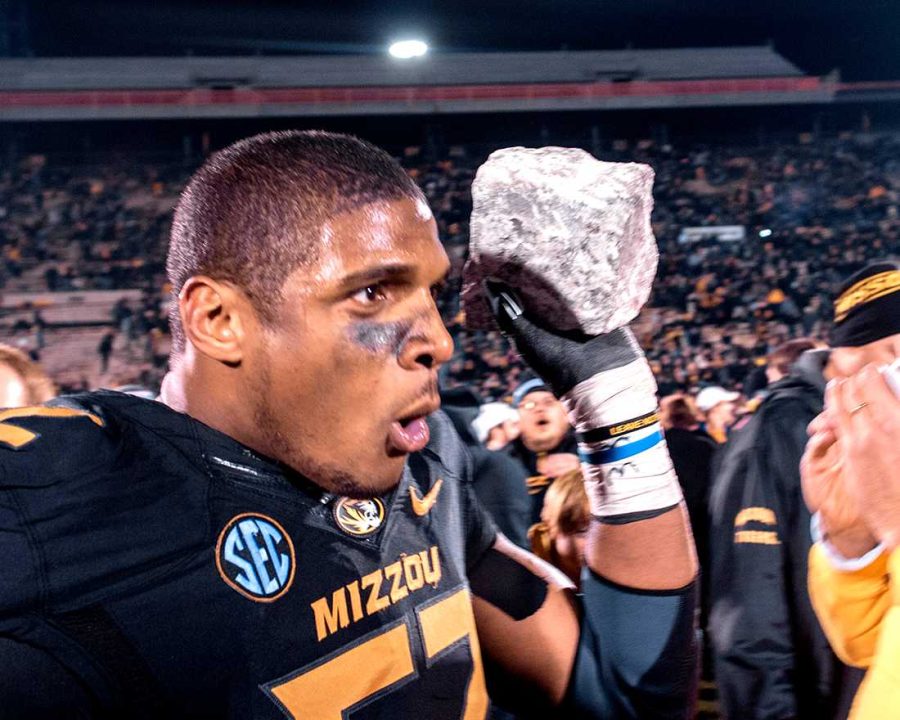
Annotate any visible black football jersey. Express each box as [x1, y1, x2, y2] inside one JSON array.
[[0, 391, 497, 719]]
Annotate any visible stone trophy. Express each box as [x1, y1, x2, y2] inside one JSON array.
[[461, 147, 658, 334]]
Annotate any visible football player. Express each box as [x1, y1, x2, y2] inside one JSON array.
[[0, 131, 697, 719]]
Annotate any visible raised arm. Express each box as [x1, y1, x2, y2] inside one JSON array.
[[468, 284, 698, 719], [486, 283, 697, 589]]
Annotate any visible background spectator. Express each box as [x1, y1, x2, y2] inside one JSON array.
[[804, 364, 900, 720], [528, 469, 591, 586], [97, 330, 115, 374], [505, 378, 579, 523], [0, 343, 55, 407], [696, 386, 740, 443], [660, 393, 717, 634], [706, 261, 900, 720], [767, 338, 824, 385], [472, 401, 521, 452]]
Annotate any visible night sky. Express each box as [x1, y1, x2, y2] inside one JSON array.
[[19, 0, 900, 81]]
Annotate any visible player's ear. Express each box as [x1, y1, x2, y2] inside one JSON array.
[[178, 276, 249, 365]]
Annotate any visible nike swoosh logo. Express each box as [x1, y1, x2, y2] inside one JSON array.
[[410, 478, 443, 517]]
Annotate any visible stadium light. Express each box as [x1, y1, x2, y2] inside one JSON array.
[[389, 39, 428, 59], [759, 228, 773, 238]]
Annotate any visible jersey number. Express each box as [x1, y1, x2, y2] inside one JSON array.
[[0, 406, 103, 449], [267, 587, 487, 719]]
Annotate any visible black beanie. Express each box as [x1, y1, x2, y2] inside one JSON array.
[[830, 261, 900, 348]]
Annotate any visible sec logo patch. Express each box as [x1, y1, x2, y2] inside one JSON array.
[[216, 513, 295, 602], [333, 497, 385, 536]]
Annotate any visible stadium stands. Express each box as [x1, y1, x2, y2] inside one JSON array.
[[2, 128, 899, 397]]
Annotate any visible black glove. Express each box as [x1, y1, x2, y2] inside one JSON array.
[[485, 279, 645, 396], [485, 280, 682, 522]]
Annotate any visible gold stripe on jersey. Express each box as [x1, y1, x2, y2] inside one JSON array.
[[0, 406, 104, 449]]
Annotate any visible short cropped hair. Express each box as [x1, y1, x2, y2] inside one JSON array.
[[767, 338, 819, 378], [167, 130, 424, 351], [0, 344, 56, 405]]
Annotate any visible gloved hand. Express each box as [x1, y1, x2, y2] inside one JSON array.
[[486, 280, 683, 522]]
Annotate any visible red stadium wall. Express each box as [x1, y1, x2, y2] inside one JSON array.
[[0, 76, 836, 120]]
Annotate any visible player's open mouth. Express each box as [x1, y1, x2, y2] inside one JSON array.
[[388, 416, 431, 454], [387, 392, 440, 456]]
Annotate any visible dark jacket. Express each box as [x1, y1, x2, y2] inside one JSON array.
[[665, 427, 716, 590], [708, 350, 863, 720], [506, 432, 579, 525], [441, 400, 532, 551]]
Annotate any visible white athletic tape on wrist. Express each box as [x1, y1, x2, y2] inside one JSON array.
[[562, 359, 683, 518]]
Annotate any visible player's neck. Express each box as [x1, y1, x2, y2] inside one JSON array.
[[160, 356, 254, 450], [158, 370, 188, 414]]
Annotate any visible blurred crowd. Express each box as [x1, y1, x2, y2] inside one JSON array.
[[2, 130, 900, 400]]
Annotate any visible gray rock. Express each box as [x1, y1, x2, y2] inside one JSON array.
[[462, 146, 658, 335]]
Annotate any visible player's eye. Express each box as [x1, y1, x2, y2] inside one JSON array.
[[430, 281, 447, 301], [350, 284, 388, 306]]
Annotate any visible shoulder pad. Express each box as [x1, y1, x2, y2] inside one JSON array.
[[1, 400, 109, 450], [0, 393, 118, 485]]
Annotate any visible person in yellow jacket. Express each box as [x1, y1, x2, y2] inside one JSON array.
[[807, 543, 896, 719], [803, 353, 900, 719]]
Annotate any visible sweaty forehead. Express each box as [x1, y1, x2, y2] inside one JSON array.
[[312, 198, 444, 283]]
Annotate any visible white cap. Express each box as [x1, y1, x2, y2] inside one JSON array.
[[695, 386, 740, 412], [472, 402, 519, 443]]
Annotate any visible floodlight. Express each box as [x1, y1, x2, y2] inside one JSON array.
[[759, 228, 772, 238], [389, 40, 428, 59]]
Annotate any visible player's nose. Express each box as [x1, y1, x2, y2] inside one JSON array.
[[398, 291, 454, 371]]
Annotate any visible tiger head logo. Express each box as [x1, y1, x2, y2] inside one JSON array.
[[333, 497, 386, 537]]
